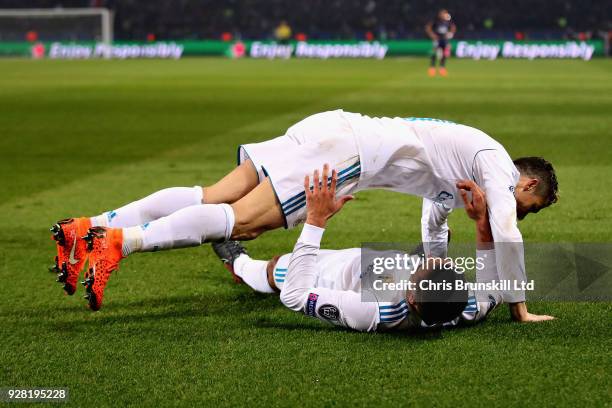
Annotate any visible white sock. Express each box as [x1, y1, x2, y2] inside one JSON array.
[[91, 186, 203, 228], [233, 254, 275, 294], [121, 203, 235, 256], [121, 226, 144, 257]]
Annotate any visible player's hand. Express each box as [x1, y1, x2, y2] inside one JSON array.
[[518, 313, 556, 322], [510, 302, 555, 322], [456, 180, 487, 222], [304, 164, 354, 228]]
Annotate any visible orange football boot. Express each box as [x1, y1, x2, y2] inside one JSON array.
[[49, 217, 92, 295], [428, 67, 436, 77], [438, 67, 448, 77], [82, 227, 124, 311]]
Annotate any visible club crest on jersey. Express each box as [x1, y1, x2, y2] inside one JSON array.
[[306, 293, 319, 317], [318, 304, 340, 321], [433, 191, 454, 210], [434, 191, 454, 203]]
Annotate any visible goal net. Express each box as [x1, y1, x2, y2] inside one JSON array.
[[0, 8, 113, 45]]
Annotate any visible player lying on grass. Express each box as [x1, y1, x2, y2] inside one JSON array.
[[212, 171, 505, 331], [49, 110, 558, 321]]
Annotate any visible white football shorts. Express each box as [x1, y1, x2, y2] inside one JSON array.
[[238, 110, 361, 228]]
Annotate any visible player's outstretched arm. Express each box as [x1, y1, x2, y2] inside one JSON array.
[[280, 166, 381, 332], [281, 164, 354, 310], [457, 180, 554, 323]]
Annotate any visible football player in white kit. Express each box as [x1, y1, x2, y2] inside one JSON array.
[[51, 110, 558, 321], [212, 170, 503, 332]]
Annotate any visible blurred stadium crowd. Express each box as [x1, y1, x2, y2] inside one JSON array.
[[0, 0, 609, 41]]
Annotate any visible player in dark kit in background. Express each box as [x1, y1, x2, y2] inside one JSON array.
[[425, 9, 456, 77]]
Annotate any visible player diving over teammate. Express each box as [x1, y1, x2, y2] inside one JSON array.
[[212, 168, 508, 332], [49, 110, 558, 322]]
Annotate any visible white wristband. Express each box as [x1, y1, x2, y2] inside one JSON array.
[[299, 224, 325, 246]]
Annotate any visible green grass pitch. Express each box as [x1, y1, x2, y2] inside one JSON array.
[[0, 58, 610, 406]]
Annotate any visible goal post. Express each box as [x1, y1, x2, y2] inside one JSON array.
[[0, 8, 113, 49]]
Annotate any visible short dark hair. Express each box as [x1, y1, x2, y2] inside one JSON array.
[[513, 156, 559, 207], [413, 265, 468, 326]]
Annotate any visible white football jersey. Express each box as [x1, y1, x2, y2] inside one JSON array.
[[339, 111, 526, 303], [276, 228, 502, 333]]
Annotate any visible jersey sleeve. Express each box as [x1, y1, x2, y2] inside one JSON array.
[[421, 198, 452, 258], [474, 150, 527, 303], [279, 224, 379, 332], [301, 287, 379, 332]]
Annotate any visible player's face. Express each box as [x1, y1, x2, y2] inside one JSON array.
[[515, 191, 547, 220], [438, 10, 451, 21], [514, 177, 547, 220]]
